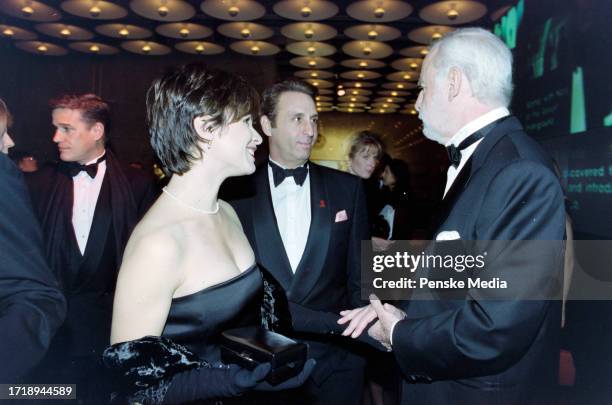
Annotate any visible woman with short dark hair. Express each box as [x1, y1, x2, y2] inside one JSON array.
[[104, 64, 313, 404]]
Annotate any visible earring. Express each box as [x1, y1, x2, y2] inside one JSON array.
[[201, 137, 213, 150]]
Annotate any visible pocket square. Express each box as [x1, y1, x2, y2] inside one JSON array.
[[335, 210, 348, 222], [435, 230, 461, 241]]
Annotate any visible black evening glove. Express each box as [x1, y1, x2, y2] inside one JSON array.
[[253, 358, 316, 391], [163, 363, 271, 404]]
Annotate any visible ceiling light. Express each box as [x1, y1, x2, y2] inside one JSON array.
[[355, 82, 362, 88], [391, 91, 398, 96], [90, 45, 100, 53], [397, 83, 404, 89], [179, 28, 190, 38], [250, 45, 260, 54], [142, 44, 152, 54], [310, 72, 318, 78], [367, 30, 378, 40], [357, 73, 365, 79], [382, 104, 388, 108], [315, 96, 320, 100], [312, 81, 319, 86], [300, 6, 312, 18], [374, 7, 385, 18], [410, 109, 417, 115], [420, 48, 429, 56], [60, 28, 71, 37], [228, 6, 240, 17], [351, 90, 358, 95], [337, 88, 346, 96], [37, 44, 48, 53], [119, 28, 129, 37], [195, 44, 205, 53], [403, 74, 411, 80], [89, 6, 102, 17], [3, 29, 15, 37], [386, 98, 393, 103], [359, 61, 368, 68], [307, 46, 316, 54], [304, 29, 314, 39], [363, 47, 372, 56], [240, 28, 251, 38], [348, 108, 354, 112], [21, 6, 34, 17], [409, 62, 418, 69], [157, 5, 169, 17], [432, 32, 443, 40], [350, 97, 357, 101], [447, 9, 459, 21], [308, 60, 317, 67]]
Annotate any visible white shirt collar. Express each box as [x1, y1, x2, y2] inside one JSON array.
[[445, 107, 510, 147], [268, 157, 308, 170], [83, 150, 106, 166]]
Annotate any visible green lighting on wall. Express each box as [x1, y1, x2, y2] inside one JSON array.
[[494, 0, 524, 49]]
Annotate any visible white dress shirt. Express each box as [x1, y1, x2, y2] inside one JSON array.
[[268, 158, 311, 272], [443, 107, 510, 198], [72, 152, 106, 254]]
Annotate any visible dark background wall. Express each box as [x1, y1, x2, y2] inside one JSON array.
[[0, 42, 279, 166]]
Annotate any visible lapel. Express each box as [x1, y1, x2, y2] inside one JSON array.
[[80, 172, 112, 277], [251, 164, 295, 291], [434, 116, 518, 231], [289, 163, 331, 303]]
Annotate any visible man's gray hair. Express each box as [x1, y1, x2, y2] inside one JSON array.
[[429, 27, 513, 107]]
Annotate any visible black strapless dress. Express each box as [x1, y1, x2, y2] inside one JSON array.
[[162, 265, 262, 364], [103, 265, 292, 404]]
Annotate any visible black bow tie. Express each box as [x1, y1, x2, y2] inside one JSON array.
[[446, 132, 484, 169], [269, 160, 308, 187], [60, 154, 106, 178]]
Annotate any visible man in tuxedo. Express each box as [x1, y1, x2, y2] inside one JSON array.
[[229, 79, 369, 404], [341, 28, 566, 404], [0, 99, 66, 383], [26, 94, 157, 402]]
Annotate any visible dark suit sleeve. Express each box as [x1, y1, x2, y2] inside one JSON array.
[[347, 178, 370, 307], [0, 156, 66, 382], [288, 301, 386, 350], [132, 173, 159, 218], [392, 161, 565, 381]]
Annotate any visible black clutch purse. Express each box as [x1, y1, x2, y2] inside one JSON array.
[[220, 326, 307, 385]]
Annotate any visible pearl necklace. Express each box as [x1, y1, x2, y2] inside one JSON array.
[[162, 187, 220, 215]]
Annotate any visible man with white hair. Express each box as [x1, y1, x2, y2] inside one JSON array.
[[340, 28, 565, 403]]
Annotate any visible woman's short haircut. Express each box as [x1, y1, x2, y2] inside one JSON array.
[[348, 130, 384, 160], [146, 63, 259, 175], [50, 93, 111, 135], [0, 97, 13, 135], [261, 79, 317, 127], [428, 27, 513, 107]]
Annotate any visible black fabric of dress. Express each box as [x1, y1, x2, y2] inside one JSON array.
[[104, 265, 293, 404], [162, 264, 262, 363]]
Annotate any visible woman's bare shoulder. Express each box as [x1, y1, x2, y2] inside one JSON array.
[[119, 215, 186, 284]]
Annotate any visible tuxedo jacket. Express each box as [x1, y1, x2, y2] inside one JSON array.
[[393, 117, 566, 404], [0, 154, 66, 382], [230, 161, 370, 384], [26, 154, 157, 357]]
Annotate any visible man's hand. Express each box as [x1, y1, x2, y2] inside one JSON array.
[[366, 295, 406, 349], [338, 304, 377, 338]]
